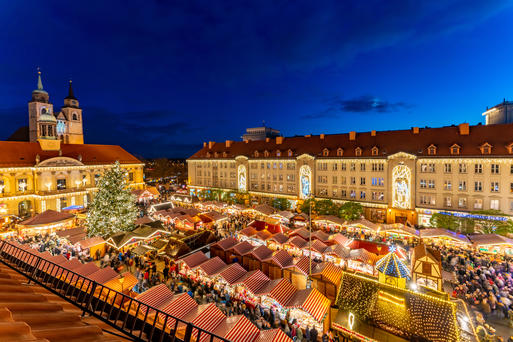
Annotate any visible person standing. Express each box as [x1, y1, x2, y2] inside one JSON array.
[[310, 325, 318, 342]]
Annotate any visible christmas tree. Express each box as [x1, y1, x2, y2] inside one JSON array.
[[86, 161, 138, 238]]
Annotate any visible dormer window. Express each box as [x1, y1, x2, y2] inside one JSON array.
[[214, 152, 219, 158], [337, 148, 343, 157], [480, 142, 492, 155], [206, 152, 211, 158], [355, 147, 362, 157], [506, 143, 513, 154], [450, 144, 460, 155], [427, 144, 437, 156], [222, 152, 227, 158], [276, 150, 281, 157], [264, 150, 269, 157], [371, 146, 379, 156], [287, 149, 293, 157], [254, 151, 259, 158], [322, 148, 329, 156]]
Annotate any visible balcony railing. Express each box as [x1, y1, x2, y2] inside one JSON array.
[[0, 240, 231, 342], [36, 186, 95, 196]]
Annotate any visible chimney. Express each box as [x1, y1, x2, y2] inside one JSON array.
[[265, 137, 270, 143], [371, 130, 376, 137], [349, 131, 356, 141], [225, 140, 233, 148], [203, 142, 207, 148], [208, 141, 215, 149], [412, 127, 419, 134], [320, 134, 325, 139], [305, 134, 311, 138], [458, 123, 469, 135], [244, 140, 249, 144], [276, 136, 284, 144]]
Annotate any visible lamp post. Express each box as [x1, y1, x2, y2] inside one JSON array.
[[307, 193, 313, 288]]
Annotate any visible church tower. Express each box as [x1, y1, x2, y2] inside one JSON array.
[[28, 69, 56, 142], [59, 80, 84, 144]]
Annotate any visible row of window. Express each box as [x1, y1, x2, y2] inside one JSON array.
[[422, 163, 506, 174], [317, 162, 385, 172], [426, 142, 499, 156], [421, 179, 510, 193], [420, 195, 502, 210]]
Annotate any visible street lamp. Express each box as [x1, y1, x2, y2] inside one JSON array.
[[307, 193, 313, 288]]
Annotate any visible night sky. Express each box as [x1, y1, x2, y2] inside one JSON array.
[[1, 1, 513, 158]]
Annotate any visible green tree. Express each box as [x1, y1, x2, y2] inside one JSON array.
[[86, 161, 138, 238], [338, 202, 363, 221], [272, 198, 291, 211], [300, 198, 316, 215], [429, 213, 459, 231], [316, 199, 338, 216]]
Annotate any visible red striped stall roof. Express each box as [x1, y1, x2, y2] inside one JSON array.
[[289, 228, 309, 240], [218, 263, 247, 285], [330, 233, 351, 246], [67, 262, 100, 283], [255, 328, 292, 342], [326, 244, 350, 258], [87, 267, 120, 284], [289, 288, 331, 322], [255, 230, 273, 241], [268, 278, 296, 306], [312, 262, 343, 285], [158, 293, 198, 329], [268, 233, 289, 245], [213, 237, 239, 251], [241, 270, 270, 294], [311, 239, 329, 254], [312, 230, 330, 243], [272, 250, 294, 268], [294, 256, 318, 276], [198, 257, 227, 277], [250, 245, 274, 261], [134, 283, 174, 317], [238, 226, 258, 237], [49, 258, 82, 277], [180, 251, 209, 269], [103, 272, 138, 292], [286, 236, 308, 249], [231, 241, 255, 256], [214, 315, 260, 342], [191, 303, 226, 342]]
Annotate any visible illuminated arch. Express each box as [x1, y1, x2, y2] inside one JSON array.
[[237, 165, 247, 192], [392, 164, 411, 209], [299, 165, 312, 199]]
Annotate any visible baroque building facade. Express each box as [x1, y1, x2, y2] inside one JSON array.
[[188, 123, 513, 225], [0, 72, 144, 217]]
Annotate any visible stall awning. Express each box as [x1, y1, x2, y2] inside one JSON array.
[[268, 233, 289, 245], [134, 283, 174, 316], [293, 256, 318, 276], [287, 236, 308, 249], [312, 262, 343, 285], [240, 270, 270, 295], [213, 237, 238, 251], [87, 267, 119, 284], [219, 263, 247, 285], [76, 236, 105, 249], [326, 244, 350, 259], [311, 239, 329, 254], [251, 245, 274, 262], [214, 315, 260, 342], [313, 215, 345, 226], [255, 230, 273, 241], [419, 228, 471, 244], [289, 288, 331, 322], [272, 250, 294, 268], [197, 256, 227, 277], [103, 272, 137, 292], [180, 251, 209, 269], [255, 329, 292, 342], [289, 228, 309, 240], [157, 293, 198, 329], [231, 241, 255, 256], [329, 233, 351, 246], [238, 226, 258, 237], [191, 303, 226, 342], [67, 262, 100, 282], [268, 278, 297, 307], [312, 230, 330, 243]]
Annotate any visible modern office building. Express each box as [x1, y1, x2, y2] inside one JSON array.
[[483, 99, 513, 125], [188, 123, 513, 225], [242, 124, 281, 141]]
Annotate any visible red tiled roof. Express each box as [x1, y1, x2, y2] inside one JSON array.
[[213, 237, 238, 251], [19, 210, 74, 227], [197, 256, 227, 276], [289, 228, 309, 240], [286, 236, 308, 249], [189, 123, 513, 159], [0, 141, 141, 167], [272, 250, 294, 268], [215, 315, 260, 342], [311, 239, 329, 254], [180, 251, 209, 269], [251, 245, 274, 261], [238, 226, 258, 237], [240, 270, 270, 294], [268, 233, 289, 245], [255, 329, 292, 342], [294, 256, 318, 275], [219, 263, 247, 285], [231, 241, 255, 256]]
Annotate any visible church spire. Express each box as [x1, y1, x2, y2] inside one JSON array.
[[37, 67, 44, 90], [65, 79, 76, 100]]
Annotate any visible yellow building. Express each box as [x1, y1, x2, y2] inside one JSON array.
[[188, 123, 513, 225], [0, 71, 144, 217]]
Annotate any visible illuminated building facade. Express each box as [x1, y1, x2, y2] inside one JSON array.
[[0, 72, 144, 217], [188, 123, 513, 225]]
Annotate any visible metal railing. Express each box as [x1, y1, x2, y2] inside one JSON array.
[[0, 240, 231, 342]]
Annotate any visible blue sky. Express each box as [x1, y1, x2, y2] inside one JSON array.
[[1, 1, 513, 158]]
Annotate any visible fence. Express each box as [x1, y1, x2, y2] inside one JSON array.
[[0, 240, 231, 342]]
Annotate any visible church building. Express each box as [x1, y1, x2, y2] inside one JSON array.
[[0, 71, 144, 218]]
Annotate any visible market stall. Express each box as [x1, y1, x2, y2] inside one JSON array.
[[419, 228, 471, 247], [236, 226, 259, 245], [259, 278, 297, 321], [190, 303, 227, 342], [210, 236, 239, 263], [288, 228, 310, 240], [271, 210, 294, 225], [310, 262, 343, 302], [254, 329, 292, 342], [211, 315, 260, 342], [267, 233, 289, 251], [132, 187, 160, 204], [287, 288, 331, 332], [380, 223, 420, 243], [17, 210, 75, 236], [469, 234, 513, 255], [313, 215, 345, 232], [195, 256, 227, 280], [254, 230, 273, 245], [283, 236, 308, 257], [345, 218, 380, 235], [283, 256, 317, 289], [230, 241, 255, 267], [411, 244, 442, 291], [347, 248, 379, 276], [328, 233, 352, 247], [75, 236, 106, 259], [375, 252, 411, 289], [247, 245, 274, 273], [324, 244, 350, 268], [311, 230, 330, 244], [157, 292, 198, 333], [179, 251, 209, 274], [126, 283, 174, 322], [268, 250, 294, 279]]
